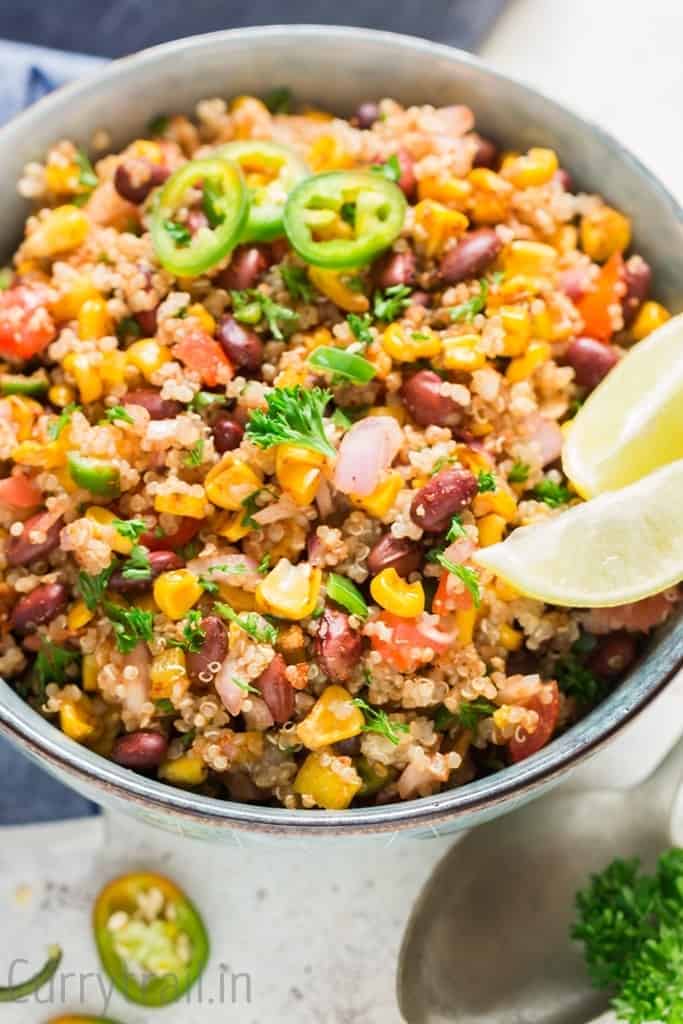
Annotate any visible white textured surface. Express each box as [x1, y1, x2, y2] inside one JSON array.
[[2, 4, 683, 1021]]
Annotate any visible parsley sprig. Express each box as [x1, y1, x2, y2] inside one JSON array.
[[168, 610, 206, 653], [112, 519, 147, 543], [163, 220, 191, 246], [184, 439, 205, 468], [477, 470, 496, 493], [102, 405, 134, 425], [33, 641, 80, 698], [449, 277, 490, 323], [370, 154, 401, 183], [373, 283, 413, 323], [246, 386, 335, 458], [214, 602, 278, 645], [105, 602, 154, 653], [532, 478, 572, 508], [434, 553, 481, 608], [347, 312, 373, 346], [121, 545, 151, 582], [353, 697, 409, 746], [78, 563, 115, 612]]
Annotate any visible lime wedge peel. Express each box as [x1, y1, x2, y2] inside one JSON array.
[[474, 460, 683, 608], [562, 314, 683, 498]]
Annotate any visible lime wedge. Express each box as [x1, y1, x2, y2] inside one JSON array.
[[562, 314, 683, 498], [474, 460, 683, 607]]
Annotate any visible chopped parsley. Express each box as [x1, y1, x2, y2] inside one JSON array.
[[121, 545, 152, 582], [347, 312, 373, 346], [477, 470, 497, 493], [154, 698, 175, 715], [232, 676, 261, 695], [47, 402, 80, 441], [34, 641, 80, 696], [508, 460, 530, 484], [179, 728, 196, 752], [263, 86, 292, 114], [281, 264, 313, 303], [457, 698, 498, 731], [198, 562, 247, 594], [163, 219, 191, 246], [257, 553, 271, 576], [555, 651, 601, 705], [532, 478, 572, 508], [214, 602, 278, 646], [241, 489, 264, 529], [104, 602, 154, 654], [115, 316, 141, 343], [184, 439, 205, 468], [246, 386, 335, 458], [445, 515, 466, 542], [373, 283, 413, 323], [78, 563, 116, 612], [75, 148, 98, 190], [449, 277, 489, 322], [353, 697, 409, 746], [231, 288, 298, 340], [168, 610, 206, 654], [370, 153, 401, 183], [112, 519, 147, 543], [434, 554, 481, 608], [102, 405, 134, 426]]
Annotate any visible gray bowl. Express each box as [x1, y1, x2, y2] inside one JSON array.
[[1, 26, 682, 841]]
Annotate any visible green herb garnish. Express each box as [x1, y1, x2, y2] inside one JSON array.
[[347, 312, 373, 346], [104, 602, 154, 654], [281, 264, 313, 303], [532, 478, 572, 508], [457, 698, 498, 731], [232, 676, 262, 695], [102, 405, 134, 426], [0, 268, 12, 291], [155, 698, 175, 714], [373, 283, 413, 323], [201, 179, 225, 228], [445, 515, 466, 542], [121, 545, 152, 582], [47, 402, 80, 441], [116, 316, 141, 343], [370, 154, 401, 183], [508, 461, 530, 484], [148, 114, 169, 136], [112, 519, 147, 543], [163, 220, 191, 246], [257, 553, 271, 576], [214, 603, 278, 645], [332, 407, 352, 430], [231, 288, 298, 340], [326, 573, 368, 619], [189, 391, 227, 413], [263, 87, 292, 114], [477, 471, 496, 493], [184, 439, 205, 468], [450, 278, 489, 322], [246, 385, 335, 458], [78, 563, 116, 612], [75, 149, 98, 190], [168, 609, 206, 654], [555, 652, 601, 705], [434, 554, 481, 608], [34, 641, 80, 695], [353, 698, 409, 746]]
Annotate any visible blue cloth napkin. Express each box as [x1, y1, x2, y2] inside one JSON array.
[[0, 3, 506, 822]]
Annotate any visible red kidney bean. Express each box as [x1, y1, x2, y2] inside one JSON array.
[[256, 653, 294, 724], [123, 389, 182, 419], [11, 582, 68, 634], [6, 512, 63, 568], [315, 607, 363, 682], [622, 255, 652, 326], [396, 149, 417, 198], [217, 315, 264, 372], [410, 467, 478, 532], [367, 533, 422, 577], [471, 134, 499, 169], [135, 305, 158, 336], [588, 632, 638, 679], [109, 550, 184, 594], [335, 736, 362, 757], [374, 248, 416, 290], [112, 730, 169, 770], [355, 102, 380, 129], [114, 158, 169, 204], [553, 168, 574, 191], [439, 228, 502, 285], [565, 337, 619, 391], [218, 245, 271, 291], [402, 370, 460, 428], [211, 414, 244, 454], [185, 615, 228, 685]]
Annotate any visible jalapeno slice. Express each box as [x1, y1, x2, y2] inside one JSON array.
[[150, 158, 248, 276], [283, 170, 406, 269], [215, 141, 309, 242], [0, 371, 49, 396], [0, 945, 62, 1002], [93, 872, 209, 1007], [67, 453, 121, 498]]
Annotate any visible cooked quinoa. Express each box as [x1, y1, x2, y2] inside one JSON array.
[[0, 91, 679, 810]]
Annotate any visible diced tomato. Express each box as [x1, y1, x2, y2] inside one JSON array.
[[508, 681, 560, 763], [432, 570, 474, 615], [173, 329, 233, 387], [576, 252, 624, 342], [141, 516, 201, 552], [371, 611, 455, 672], [0, 284, 56, 360], [0, 473, 42, 508]]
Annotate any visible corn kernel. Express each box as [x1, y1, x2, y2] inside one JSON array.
[[413, 199, 469, 258], [275, 444, 325, 506], [187, 302, 216, 335], [499, 623, 523, 651], [216, 509, 253, 541], [495, 579, 520, 602], [25, 205, 89, 259], [48, 384, 76, 408], [417, 175, 472, 210], [294, 750, 362, 809], [131, 139, 165, 163], [205, 457, 262, 511], [631, 300, 671, 341], [308, 268, 369, 313], [350, 471, 403, 518], [99, 350, 128, 387], [154, 491, 209, 519], [531, 305, 554, 340], [217, 582, 256, 611], [153, 569, 202, 621], [63, 352, 103, 403], [12, 440, 66, 469], [60, 697, 100, 743], [67, 599, 95, 632], [51, 275, 99, 321], [502, 241, 557, 278], [151, 648, 190, 700], [159, 753, 207, 787], [82, 653, 98, 692], [441, 334, 486, 371], [127, 338, 172, 380], [505, 148, 559, 188], [308, 134, 354, 172], [274, 366, 310, 389], [500, 305, 532, 356], [506, 340, 551, 383], [478, 513, 507, 547], [367, 403, 406, 425], [455, 606, 478, 646], [256, 559, 322, 620], [382, 322, 441, 362], [456, 445, 492, 475], [370, 567, 425, 618], [45, 162, 81, 194], [580, 205, 631, 262], [297, 686, 365, 751], [473, 488, 518, 522], [467, 168, 512, 224], [78, 296, 112, 340], [5, 395, 42, 440]]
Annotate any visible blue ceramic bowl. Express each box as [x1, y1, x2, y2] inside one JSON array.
[[1, 27, 681, 840]]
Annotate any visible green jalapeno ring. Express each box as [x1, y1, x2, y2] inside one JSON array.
[[150, 157, 248, 277], [0, 945, 62, 1002], [67, 453, 121, 498], [214, 140, 309, 242], [283, 170, 407, 269]]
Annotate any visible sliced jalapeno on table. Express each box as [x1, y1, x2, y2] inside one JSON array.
[[67, 453, 121, 498], [151, 157, 248, 276], [283, 170, 406, 269], [0, 944, 62, 1002], [93, 872, 209, 1007], [215, 140, 308, 242]]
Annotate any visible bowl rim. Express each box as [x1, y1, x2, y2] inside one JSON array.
[[1, 24, 681, 836]]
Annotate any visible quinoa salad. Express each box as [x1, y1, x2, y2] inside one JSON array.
[[0, 90, 679, 811]]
